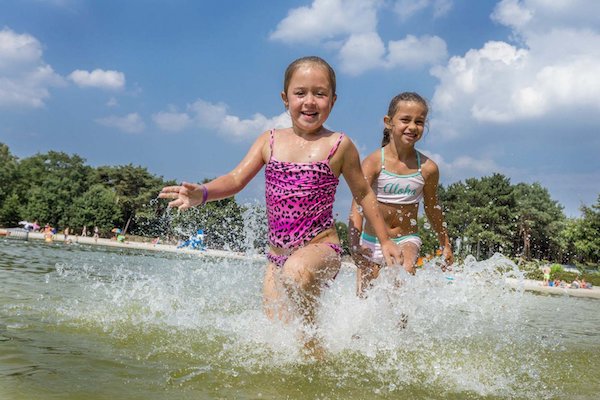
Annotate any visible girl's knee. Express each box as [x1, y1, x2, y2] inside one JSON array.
[[282, 259, 315, 289]]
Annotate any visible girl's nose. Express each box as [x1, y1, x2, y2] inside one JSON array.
[[405, 121, 417, 131], [304, 93, 316, 105]]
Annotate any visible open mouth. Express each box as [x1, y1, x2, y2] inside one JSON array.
[[301, 111, 318, 119]]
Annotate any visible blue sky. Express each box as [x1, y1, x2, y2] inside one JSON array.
[[1, 0, 599, 219]]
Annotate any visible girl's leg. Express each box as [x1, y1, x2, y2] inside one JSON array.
[[270, 243, 340, 358], [400, 242, 420, 275], [280, 243, 341, 326], [263, 261, 292, 322], [356, 261, 382, 297]]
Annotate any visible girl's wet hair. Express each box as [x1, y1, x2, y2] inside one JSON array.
[[382, 92, 429, 146], [283, 56, 336, 97]]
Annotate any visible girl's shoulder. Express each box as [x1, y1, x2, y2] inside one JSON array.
[[359, 148, 382, 174], [418, 151, 439, 179]]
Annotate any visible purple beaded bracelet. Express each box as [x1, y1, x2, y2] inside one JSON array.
[[200, 185, 208, 206]]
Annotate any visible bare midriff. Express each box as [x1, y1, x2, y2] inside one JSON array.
[[363, 202, 420, 240]]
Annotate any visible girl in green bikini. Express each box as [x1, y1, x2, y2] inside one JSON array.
[[349, 92, 454, 296]]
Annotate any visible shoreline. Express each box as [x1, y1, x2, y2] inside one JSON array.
[[504, 278, 600, 300], [2, 228, 599, 299], [1, 228, 266, 262]]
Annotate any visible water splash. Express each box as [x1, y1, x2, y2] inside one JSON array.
[[37, 248, 567, 398]]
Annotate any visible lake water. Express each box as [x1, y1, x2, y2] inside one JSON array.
[[1, 239, 599, 399]]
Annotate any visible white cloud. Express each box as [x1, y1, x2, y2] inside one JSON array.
[[95, 113, 145, 134], [272, 0, 448, 75], [0, 27, 64, 108], [430, 0, 600, 137], [269, 0, 379, 44], [490, 0, 533, 30], [492, 0, 600, 34], [152, 110, 192, 132], [338, 32, 386, 75], [153, 99, 291, 141], [426, 152, 504, 183], [68, 69, 125, 90], [393, 0, 452, 20], [386, 34, 447, 68], [339, 32, 447, 75]]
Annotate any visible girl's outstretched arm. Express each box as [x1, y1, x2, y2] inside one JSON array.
[[159, 131, 270, 210], [339, 139, 402, 266], [348, 151, 380, 268], [422, 159, 454, 266]]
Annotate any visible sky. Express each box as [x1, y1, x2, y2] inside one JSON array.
[[1, 0, 599, 220]]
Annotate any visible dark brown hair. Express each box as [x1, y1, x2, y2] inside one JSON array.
[[382, 92, 429, 146]]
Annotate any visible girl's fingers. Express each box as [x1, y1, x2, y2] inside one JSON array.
[[168, 199, 183, 208]]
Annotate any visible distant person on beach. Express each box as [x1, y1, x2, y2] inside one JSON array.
[[43, 223, 54, 243], [580, 278, 592, 289], [93, 226, 99, 243], [542, 265, 551, 286], [81, 225, 87, 237], [159, 56, 401, 356], [348, 92, 454, 296]]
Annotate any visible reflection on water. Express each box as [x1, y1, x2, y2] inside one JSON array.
[[1, 239, 599, 400]]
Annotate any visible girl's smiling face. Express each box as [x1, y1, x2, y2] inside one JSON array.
[[282, 64, 336, 135], [385, 100, 427, 146]]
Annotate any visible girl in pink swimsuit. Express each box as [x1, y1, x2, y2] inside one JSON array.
[[160, 56, 401, 357]]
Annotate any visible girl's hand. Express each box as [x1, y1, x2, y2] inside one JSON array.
[[442, 246, 454, 271], [380, 240, 403, 267], [159, 182, 204, 210]]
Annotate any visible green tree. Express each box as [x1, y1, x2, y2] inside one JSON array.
[[0, 143, 19, 226], [0, 193, 21, 227], [441, 174, 516, 259], [335, 220, 350, 255], [90, 165, 166, 235], [568, 195, 600, 264], [17, 151, 91, 226], [513, 182, 565, 260], [68, 184, 121, 235]]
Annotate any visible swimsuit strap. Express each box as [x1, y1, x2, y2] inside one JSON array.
[[327, 133, 345, 161], [268, 129, 275, 160], [381, 147, 386, 170]]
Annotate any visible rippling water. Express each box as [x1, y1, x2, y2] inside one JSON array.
[[1, 239, 599, 399]]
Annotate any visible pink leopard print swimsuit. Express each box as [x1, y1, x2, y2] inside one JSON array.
[[265, 129, 344, 267]]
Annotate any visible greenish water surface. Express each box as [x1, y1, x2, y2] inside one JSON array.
[[1, 239, 599, 399]]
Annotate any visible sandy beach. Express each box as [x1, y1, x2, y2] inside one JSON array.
[[2, 228, 599, 299]]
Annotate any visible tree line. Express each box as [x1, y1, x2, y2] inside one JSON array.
[[1, 143, 598, 265]]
